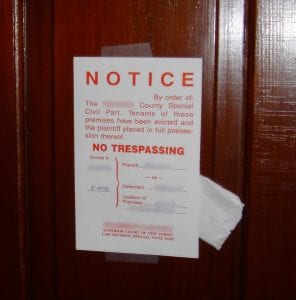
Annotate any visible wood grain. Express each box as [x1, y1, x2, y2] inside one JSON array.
[[244, 0, 296, 298], [26, 1, 57, 299], [0, 0, 27, 299]]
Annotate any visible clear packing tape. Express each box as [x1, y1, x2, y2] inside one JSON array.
[[101, 43, 244, 251]]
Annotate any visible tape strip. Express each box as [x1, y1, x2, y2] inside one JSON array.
[[101, 43, 153, 57]]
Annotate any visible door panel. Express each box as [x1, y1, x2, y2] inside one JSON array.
[[27, 1, 56, 298], [244, 0, 296, 298], [27, 0, 246, 299]]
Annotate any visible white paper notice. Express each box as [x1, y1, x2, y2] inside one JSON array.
[[74, 57, 202, 258]]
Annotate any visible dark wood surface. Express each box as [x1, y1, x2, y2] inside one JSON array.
[[29, 0, 245, 299], [1, 0, 295, 299], [0, 1, 27, 299], [0, 1, 20, 298], [244, 0, 296, 299], [26, 1, 56, 299]]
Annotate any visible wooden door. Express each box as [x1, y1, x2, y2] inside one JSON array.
[[27, 1, 245, 299], [1, 0, 295, 299]]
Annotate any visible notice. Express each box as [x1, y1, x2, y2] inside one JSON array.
[[74, 57, 202, 258]]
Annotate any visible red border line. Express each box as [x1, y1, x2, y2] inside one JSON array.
[[115, 158, 119, 207]]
